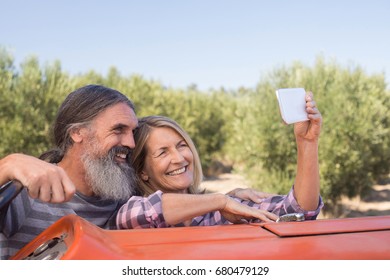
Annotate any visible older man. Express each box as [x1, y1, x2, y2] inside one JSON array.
[[0, 85, 139, 259]]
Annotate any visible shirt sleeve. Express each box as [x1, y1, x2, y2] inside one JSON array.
[[1, 189, 32, 235], [233, 186, 324, 220], [190, 210, 229, 226], [116, 190, 169, 229]]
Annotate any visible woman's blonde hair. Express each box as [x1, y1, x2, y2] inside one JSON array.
[[131, 115, 204, 196]]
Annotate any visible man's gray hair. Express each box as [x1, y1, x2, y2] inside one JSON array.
[[40, 84, 135, 162]]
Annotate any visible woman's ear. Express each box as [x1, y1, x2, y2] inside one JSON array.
[[140, 171, 149, 182]]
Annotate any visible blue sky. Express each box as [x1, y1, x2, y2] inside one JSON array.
[[1, 0, 389, 90]]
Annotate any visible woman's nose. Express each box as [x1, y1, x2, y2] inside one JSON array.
[[171, 149, 185, 163]]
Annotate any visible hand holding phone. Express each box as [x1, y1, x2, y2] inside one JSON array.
[[275, 88, 308, 125]]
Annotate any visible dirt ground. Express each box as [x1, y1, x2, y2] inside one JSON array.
[[200, 173, 390, 219]]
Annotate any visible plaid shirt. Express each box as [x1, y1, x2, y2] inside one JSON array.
[[116, 187, 324, 229]]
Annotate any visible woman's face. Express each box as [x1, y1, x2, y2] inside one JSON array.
[[141, 127, 194, 193]]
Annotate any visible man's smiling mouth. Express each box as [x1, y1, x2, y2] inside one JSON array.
[[111, 146, 131, 162], [116, 153, 127, 159]]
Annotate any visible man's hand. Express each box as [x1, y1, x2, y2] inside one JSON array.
[[0, 154, 76, 203]]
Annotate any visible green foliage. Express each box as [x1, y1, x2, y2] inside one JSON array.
[[228, 57, 390, 203], [221, 80, 298, 194], [0, 50, 73, 157], [0, 48, 389, 205]]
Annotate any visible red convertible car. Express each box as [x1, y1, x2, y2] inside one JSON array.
[[2, 180, 390, 260], [10, 213, 390, 260]]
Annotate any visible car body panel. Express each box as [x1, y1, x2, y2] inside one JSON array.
[[11, 214, 390, 260]]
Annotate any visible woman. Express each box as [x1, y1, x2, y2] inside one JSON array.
[[116, 92, 323, 229]]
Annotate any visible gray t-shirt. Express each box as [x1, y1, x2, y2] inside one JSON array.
[[0, 188, 121, 260]]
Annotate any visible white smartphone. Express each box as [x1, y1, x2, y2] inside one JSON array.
[[275, 88, 308, 125], [276, 213, 305, 223]]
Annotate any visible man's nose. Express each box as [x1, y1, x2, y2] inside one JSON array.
[[122, 135, 136, 149]]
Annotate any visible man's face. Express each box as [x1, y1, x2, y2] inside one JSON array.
[[81, 103, 138, 200], [86, 102, 138, 161]]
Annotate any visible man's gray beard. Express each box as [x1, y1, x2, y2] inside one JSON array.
[[82, 146, 136, 201]]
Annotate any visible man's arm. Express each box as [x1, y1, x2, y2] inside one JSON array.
[[0, 154, 76, 203]]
